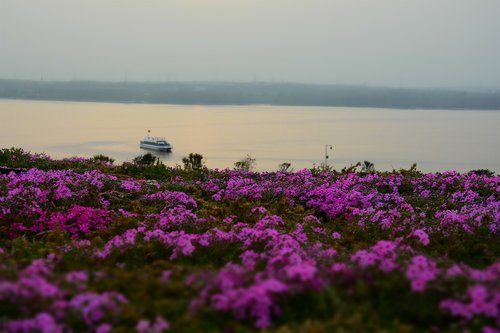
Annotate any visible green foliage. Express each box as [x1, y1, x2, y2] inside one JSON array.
[[182, 153, 204, 171], [120, 161, 169, 180], [469, 169, 495, 176], [340, 162, 361, 174], [278, 162, 293, 172], [310, 163, 337, 175], [361, 160, 375, 173], [92, 154, 115, 165], [394, 163, 422, 177], [118, 153, 172, 180], [0, 147, 113, 173], [133, 153, 158, 167], [234, 155, 256, 171], [0, 147, 49, 168]]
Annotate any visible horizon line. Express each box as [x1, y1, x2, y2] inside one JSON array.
[[1, 77, 499, 93]]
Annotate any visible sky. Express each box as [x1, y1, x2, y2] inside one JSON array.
[[1, 0, 499, 88]]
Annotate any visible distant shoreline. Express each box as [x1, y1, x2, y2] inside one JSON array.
[[2, 97, 500, 113], [1, 79, 499, 110]]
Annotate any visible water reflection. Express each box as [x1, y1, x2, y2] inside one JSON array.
[[139, 148, 173, 160]]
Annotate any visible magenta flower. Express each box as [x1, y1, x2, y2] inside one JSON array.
[[405, 255, 439, 292]]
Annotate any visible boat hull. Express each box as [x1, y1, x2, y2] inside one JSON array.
[[140, 142, 172, 152]]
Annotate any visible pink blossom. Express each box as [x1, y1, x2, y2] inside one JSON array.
[[405, 255, 439, 292], [331, 232, 341, 240]]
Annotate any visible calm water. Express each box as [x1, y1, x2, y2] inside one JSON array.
[[1, 99, 499, 172]]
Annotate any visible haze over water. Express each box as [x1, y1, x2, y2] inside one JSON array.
[[1, 99, 498, 173]]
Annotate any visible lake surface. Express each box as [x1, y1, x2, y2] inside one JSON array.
[[1, 99, 499, 172]]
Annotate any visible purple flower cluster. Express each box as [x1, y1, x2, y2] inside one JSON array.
[[440, 284, 500, 321], [0, 255, 128, 331], [405, 255, 439, 292], [0, 162, 498, 331]]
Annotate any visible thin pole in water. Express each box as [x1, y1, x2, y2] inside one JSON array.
[[325, 144, 333, 167]]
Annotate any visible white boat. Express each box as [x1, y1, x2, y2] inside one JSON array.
[[140, 131, 172, 152]]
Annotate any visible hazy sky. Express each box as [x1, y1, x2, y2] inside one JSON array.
[[1, 0, 499, 88]]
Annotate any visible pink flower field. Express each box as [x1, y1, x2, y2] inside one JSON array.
[[0, 148, 498, 332]]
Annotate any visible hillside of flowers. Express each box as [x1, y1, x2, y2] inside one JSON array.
[[0, 148, 498, 332]]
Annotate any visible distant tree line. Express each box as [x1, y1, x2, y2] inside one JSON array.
[[0, 79, 499, 110]]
